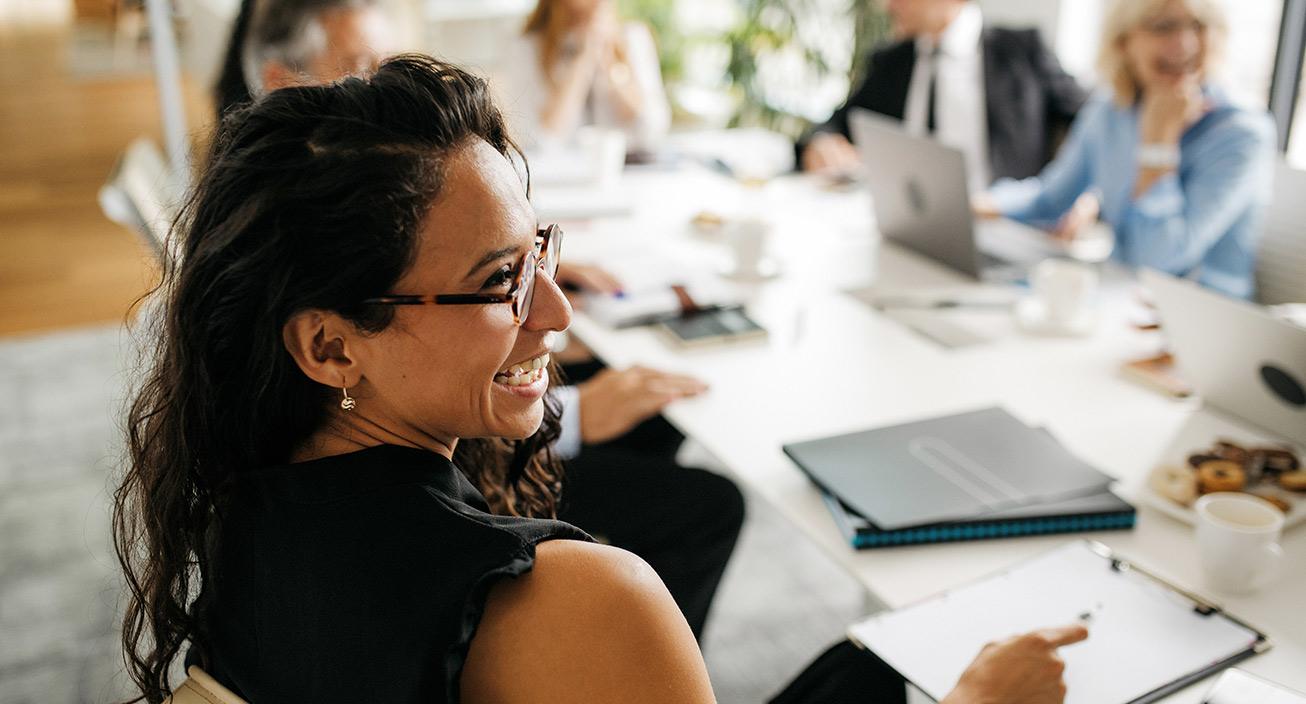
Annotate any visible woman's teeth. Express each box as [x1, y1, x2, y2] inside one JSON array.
[[494, 354, 549, 386]]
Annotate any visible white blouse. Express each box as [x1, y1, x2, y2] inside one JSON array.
[[501, 21, 671, 154]]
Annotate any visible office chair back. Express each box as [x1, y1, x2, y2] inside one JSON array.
[[163, 666, 248, 704], [1258, 159, 1306, 305], [98, 135, 184, 267]]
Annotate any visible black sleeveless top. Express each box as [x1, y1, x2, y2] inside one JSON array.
[[187, 445, 591, 703]]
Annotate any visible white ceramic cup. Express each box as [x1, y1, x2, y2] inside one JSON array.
[[1194, 493, 1285, 594], [1030, 258, 1097, 325], [727, 218, 773, 279], [579, 127, 626, 188]]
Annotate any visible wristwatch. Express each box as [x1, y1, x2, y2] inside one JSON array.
[[1136, 142, 1180, 169]]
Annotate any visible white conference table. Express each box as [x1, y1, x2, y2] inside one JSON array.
[[540, 162, 1306, 703]]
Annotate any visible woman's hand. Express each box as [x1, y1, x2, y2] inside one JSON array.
[[1139, 78, 1208, 145], [1052, 191, 1101, 241], [802, 133, 861, 174], [584, 5, 645, 123], [940, 622, 1088, 704], [555, 262, 624, 309], [1134, 79, 1209, 198], [583, 2, 622, 68], [577, 366, 707, 444], [971, 192, 1000, 220]]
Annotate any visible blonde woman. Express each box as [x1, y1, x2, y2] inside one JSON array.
[[978, 0, 1274, 299], [503, 0, 670, 154]]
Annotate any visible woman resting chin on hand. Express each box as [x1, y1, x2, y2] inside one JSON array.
[[979, 0, 1274, 300]]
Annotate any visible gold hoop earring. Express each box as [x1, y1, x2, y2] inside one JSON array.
[[341, 385, 356, 411]]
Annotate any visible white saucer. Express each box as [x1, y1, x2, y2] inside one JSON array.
[[721, 258, 781, 281], [1015, 297, 1098, 336], [1063, 222, 1114, 262]]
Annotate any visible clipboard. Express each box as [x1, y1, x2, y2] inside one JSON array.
[[848, 541, 1271, 704]]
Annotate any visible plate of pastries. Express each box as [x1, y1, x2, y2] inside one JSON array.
[[1147, 439, 1306, 526]]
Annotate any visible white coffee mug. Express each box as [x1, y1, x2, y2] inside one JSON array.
[[581, 128, 626, 188], [1194, 493, 1284, 594], [726, 218, 775, 279], [1030, 258, 1097, 326]]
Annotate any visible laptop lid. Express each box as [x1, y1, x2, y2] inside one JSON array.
[[1142, 268, 1306, 442], [849, 109, 984, 278]]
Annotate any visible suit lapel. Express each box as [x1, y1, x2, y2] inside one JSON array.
[[980, 28, 1005, 176], [871, 41, 917, 120]]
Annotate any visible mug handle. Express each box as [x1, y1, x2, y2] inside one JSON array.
[[1252, 543, 1285, 589]]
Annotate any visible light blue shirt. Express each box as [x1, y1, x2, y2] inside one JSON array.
[[989, 88, 1275, 299]]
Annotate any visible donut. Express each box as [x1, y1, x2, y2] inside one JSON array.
[[1197, 460, 1246, 493], [1251, 494, 1292, 513], [1150, 464, 1198, 506], [1213, 441, 1249, 464], [1243, 450, 1267, 483], [1279, 470, 1306, 492]]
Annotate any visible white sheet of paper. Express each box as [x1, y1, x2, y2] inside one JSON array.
[[849, 542, 1263, 704]]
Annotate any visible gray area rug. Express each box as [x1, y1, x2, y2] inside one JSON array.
[[0, 324, 866, 703]]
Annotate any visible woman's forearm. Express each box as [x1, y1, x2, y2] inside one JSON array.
[[540, 57, 596, 136], [602, 57, 644, 124]]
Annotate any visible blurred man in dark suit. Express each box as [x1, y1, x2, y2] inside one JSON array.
[[801, 0, 1086, 191]]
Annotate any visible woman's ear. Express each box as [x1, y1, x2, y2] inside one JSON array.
[[282, 310, 364, 389]]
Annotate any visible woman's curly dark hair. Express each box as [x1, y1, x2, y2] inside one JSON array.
[[113, 55, 563, 703]]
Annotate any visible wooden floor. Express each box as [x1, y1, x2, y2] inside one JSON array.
[[0, 4, 211, 337]]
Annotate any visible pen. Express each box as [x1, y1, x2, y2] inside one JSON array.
[[1077, 602, 1105, 623], [872, 297, 1017, 311]]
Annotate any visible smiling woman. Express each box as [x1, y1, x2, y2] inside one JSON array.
[[112, 56, 603, 703], [113, 53, 1092, 704], [983, 0, 1275, 300]]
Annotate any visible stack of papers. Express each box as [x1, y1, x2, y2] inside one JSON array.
[[582, 253, 742, 329]]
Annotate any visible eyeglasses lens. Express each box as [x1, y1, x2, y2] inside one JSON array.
[[515, 252, 538, 325]]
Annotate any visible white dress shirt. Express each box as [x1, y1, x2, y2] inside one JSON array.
[[552, 384, 583, 460], [902, 2, 991, 191]]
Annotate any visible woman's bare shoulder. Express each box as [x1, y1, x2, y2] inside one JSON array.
[[460, 539, 716, 704]]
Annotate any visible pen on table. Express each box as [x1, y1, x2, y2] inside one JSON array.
[[872, 297, 1017, 311]]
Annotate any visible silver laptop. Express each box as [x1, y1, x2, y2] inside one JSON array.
[[1142, 268, 1306, 442], [849, 109, 1061, 280]]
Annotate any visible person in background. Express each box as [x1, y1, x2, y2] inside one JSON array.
[[213, 0, 394, 116], [502, 0, 671, 155], [976, 0, 1274, 300], [115, 55, 1089, 703], [800, 0, 1085, 192], [214, 0, 743, 642]]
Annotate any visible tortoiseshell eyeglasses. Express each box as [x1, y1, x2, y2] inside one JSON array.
[[362, 224, 562, 326]]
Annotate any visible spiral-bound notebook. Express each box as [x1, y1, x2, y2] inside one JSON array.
[[819, 486, 1135, 548], [784, 407, 1134, 543], [849, 541, 1270, 704]]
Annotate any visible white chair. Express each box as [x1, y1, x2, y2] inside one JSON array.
[[98, 135, 184, 267], [163, 666, 248, 704], [1257, 159, 1306, 305]]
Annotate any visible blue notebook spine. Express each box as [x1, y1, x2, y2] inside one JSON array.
[[849, 514, 1137, 549], [818, 492, 1137, 549]]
